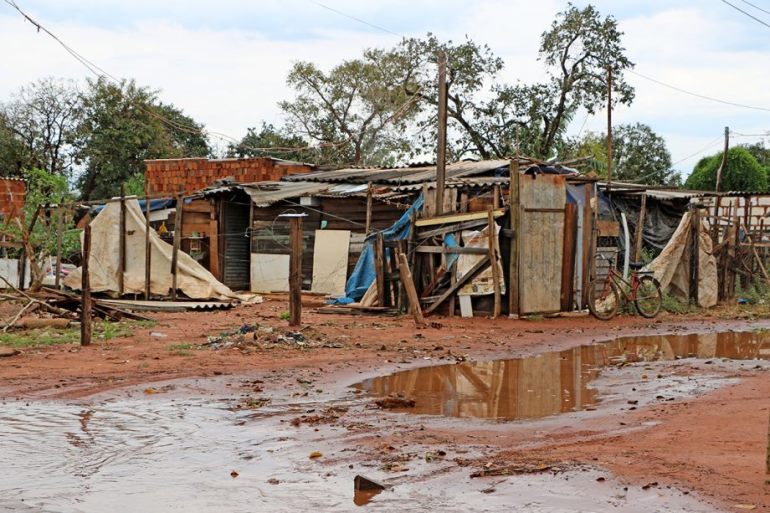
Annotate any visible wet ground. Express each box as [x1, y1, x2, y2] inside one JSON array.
[[2, 325, 768, 512]]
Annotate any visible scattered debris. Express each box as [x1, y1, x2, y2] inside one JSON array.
[[309, 451, 323, 459], [374, 393, 416, 409], [230, 470, 239, 478], [0, 347, 20, 357]]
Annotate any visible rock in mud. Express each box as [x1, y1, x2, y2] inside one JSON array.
[[374, 393, 416, 409], [0, 347, 20, 357]]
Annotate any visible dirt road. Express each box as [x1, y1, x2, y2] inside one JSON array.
[[0, 299, 768, 511]]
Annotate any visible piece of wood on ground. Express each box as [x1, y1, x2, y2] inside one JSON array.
[[397, 252, 426, 327]]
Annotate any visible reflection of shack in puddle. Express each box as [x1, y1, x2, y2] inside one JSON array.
[[355, 331, 770, 421]]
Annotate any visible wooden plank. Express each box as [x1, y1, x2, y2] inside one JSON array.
[[415, 246, 488, 255], [597, 219, 620, 237], [208, 199, 220, 279], [424, 255, 490, 314], [416, 219, 487, 239], [414, 208, 506, 227], [488, 208, 501, 319], [561, 203, 578, 311], [509, 160, 520, 316], [365, 182, 373, 234], [397, 252, 426, 326], [55, 207, 63, 289], [374, 233, 385, 307]]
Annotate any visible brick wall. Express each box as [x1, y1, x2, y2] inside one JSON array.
[[0, 178, 26, 222], [144, 157, 314, 196]]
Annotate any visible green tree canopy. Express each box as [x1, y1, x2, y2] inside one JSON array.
[[685, 147, 768, 192], [227, 122, 311, 162], [74, 78, 210, 200]]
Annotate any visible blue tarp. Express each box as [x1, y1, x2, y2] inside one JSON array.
[[92, 198, 175, 214], [338, 195, 424, 303]]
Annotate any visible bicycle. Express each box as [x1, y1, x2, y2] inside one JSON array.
[[587, 257, 662, 320]]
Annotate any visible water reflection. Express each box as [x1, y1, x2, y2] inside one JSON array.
[[356, 330, 770, 421]]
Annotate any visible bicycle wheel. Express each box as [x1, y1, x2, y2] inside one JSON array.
[[635, 275, 662, 318], [587, 279, 620, 320]]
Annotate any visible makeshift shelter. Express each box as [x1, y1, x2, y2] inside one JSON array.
[[64, 199, 237, 300]]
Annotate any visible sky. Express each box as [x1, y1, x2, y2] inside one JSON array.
[[1, 0, 769, 179]]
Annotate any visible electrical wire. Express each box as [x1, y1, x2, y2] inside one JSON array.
[[720, 0, 770, 28], [670, 136, 724, 167], [312, 1, 403, 38], [628, 69, 770, 113], [739, 0, 770, 16]]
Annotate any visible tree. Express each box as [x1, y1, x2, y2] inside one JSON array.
[[0, 112, 28, 176], [0, 168, 77, 291], [228, 122, 311, 162], [685, 147, 768, 192], [0, 77, 80, 177], [280, 57, 417, 167], [74, 78, 210, 200], [562, 123, 677, 186]]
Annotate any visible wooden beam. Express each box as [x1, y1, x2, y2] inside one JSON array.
[[365, 182, 373, 234], [424, 255, 490, 314], [633, 193, 647, 262], [415, 208, 506, 227], [80, 224, 92, 347], [417, 219, 487, 239], [415, 246, 488, 255], [488, 207, 501, 319], [436, 51, 448, 216], [55, 207, 63, 289], [397, 252, 426, 327], [374, 233, 385, 307], [144, 195, 152, 299], [288, 215, 303, 327], [561, 203, 578, 311], [118, 184, 126, 295], [508, 160, 520, 316], [170, 193, 183, 300]]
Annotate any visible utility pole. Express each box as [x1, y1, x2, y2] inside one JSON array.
[[80, 224, 92, 347], [715, 126, 730, 193], [436, 51, 448, 216], [280, 213, 306, 327], [606, 67, 613, 190]]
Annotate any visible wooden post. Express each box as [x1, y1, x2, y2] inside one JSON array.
[[436, 51, 448, 216], [508, 159, 520, 316], [144, 195, 152, 299], [561, 203, 578, 311], [397, 252, 426, 326], [55, 207, 63, 289], [118, 184, 126, 296], [493, 184, 501, 209], [288, 215, 303, 327], [633, 193, 647, 262], [374, 233, 385, 307], [607, 67, 613, 190], [689, 207, 700, 305], [715, 126, 729, 193], [488, 207, 501, 319], [365, 182, 373, 235], [80, 224, 92, 347], [170, 193, 183, 300]]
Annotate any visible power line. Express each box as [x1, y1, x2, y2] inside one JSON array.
[[628, 69, 770, 113], [739, 0, 770, 16], [720, 0, 770, 29], [671, 136, 724, 167], [311, 1, 403, 38]]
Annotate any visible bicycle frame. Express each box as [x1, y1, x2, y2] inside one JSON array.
[[600, 266, 642, 302]]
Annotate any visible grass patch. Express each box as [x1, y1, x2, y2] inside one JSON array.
[[279, 311, 290, 321], [661, 292, 695, 314], [0, 320, 155, 349], [167, 342, 204, 356]]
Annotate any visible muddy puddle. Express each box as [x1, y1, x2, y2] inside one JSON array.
[[355, 330, 770, 421]]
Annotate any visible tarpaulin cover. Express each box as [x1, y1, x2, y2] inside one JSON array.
[[64, 199, 238, 300], [340, 195, 424, 302], [93, 198, 174, 214], [611, 195, 689, 252], [646, 211, 717, 308]]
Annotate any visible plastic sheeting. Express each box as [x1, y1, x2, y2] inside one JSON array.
[[340, 196, 424, 302], [611, 195, 689, 252], [646, 211, 717, 308], [64, 199, 238, 300]]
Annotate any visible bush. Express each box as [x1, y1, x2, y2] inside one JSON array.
[[685, 147, 768, 192]]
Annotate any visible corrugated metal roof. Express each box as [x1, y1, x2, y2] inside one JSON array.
[[390, 176, 510, 192], [282, 159, 511, 185], [241, 181, 332, 207]]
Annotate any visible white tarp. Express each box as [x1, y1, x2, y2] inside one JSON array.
[[64, 199, 237, 300], [457, 223, 506, 296], [647, 211, 717, 308]]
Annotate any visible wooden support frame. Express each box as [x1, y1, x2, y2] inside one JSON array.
[[487, 207, 501, 319], [288, 215, 303, 327], [508, 159, 520, 316], [424, 255, 490, 314]]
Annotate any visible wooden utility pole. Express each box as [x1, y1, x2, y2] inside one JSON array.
[[55, 207, 63, 289], [487, 207, 501, 319], [80, 224, 92, 347], [170, 192, 183, 300], [508, 159, 520, 317], [436, 51, 448, 215], [144, 196, 152, 299], [633, 193, 647, 262], [606, 67, 613, 189], [715, 126, 730, 193], [284, 213, 305, 327], [118, 184, 126, 295]]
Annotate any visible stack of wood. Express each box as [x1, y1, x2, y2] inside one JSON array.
[[0, 278, 151, 333]]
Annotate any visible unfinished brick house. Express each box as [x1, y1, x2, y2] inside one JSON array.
[[0, 177, 26, 223], [144, 157, 313, 196]]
